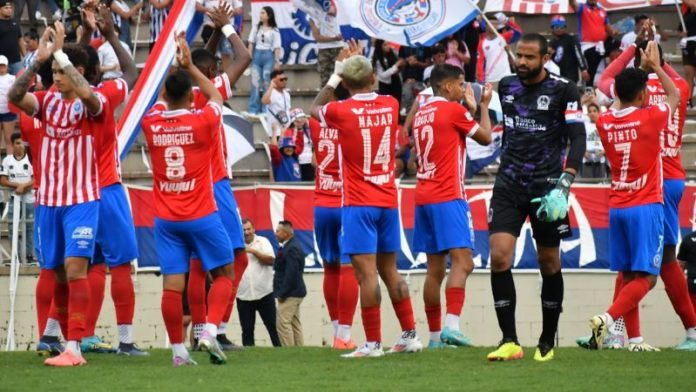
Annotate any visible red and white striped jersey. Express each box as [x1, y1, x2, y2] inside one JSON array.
[[32, 90, 107, 207], [94, 78, 129, 188]]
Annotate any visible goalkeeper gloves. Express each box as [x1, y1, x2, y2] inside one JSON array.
[[531, 172, 574, 222]]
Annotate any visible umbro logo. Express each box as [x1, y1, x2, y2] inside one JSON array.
[[351, 108, 365, 115]]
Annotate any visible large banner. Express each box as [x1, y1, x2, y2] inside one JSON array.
[[483, 0, 679, 14], [127, 183, 696, 272]]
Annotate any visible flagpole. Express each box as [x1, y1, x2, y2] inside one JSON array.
[[675, 1, 687, 34], [132, 7, 143, 58]]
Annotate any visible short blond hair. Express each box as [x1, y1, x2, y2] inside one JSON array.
[[341, 56, 373, 90]]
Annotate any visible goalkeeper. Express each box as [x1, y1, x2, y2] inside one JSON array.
[[485, 33, 586, 362]]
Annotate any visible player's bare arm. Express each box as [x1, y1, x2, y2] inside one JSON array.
[[8, 29, 54, 115], [472, 83, 493, 146], [97, 3, 138, 89], [643, 41, 680, 113], [310, 40, 363, 119], [176, 33, 223, 106], [207, 3, 251, 86]]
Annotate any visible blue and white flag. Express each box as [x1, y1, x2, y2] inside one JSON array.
[[223, 107, 255, 168], [335, 0, 479, 46]]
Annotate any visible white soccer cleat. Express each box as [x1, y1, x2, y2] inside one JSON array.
[[340, 342, 384, 358], [588, 314, 609, 350], [387, 330, 423, 354], [628, 342, 661, 352]]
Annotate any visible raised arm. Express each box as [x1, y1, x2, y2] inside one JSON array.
[[149, 0, 172, 10], [597, 44, 635, 97], [208, 3, 252, 86], [8, 30, 53, 115], [644, 41, 680, 113], [97, 4, 137, 88], [175, 32, 222, 106], [310, 40, 361, 119], [471, 83, 493, 146]]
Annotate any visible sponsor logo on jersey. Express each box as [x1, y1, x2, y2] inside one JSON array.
[[72, 226, 94, 240], [351, 108, 365, 115]]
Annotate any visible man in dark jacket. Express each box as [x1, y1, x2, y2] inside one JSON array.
[[549, 15, 590, 84], [273, 220, 307, 346]]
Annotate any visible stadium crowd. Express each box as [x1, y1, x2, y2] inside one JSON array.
[[1, 0, 696, 367]]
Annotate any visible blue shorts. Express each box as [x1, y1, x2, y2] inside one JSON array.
[[93, 183, 139, 267], [214, 179, 245, 250], [341, 206, 400, 255], [314, 206, 349, 264], [155, 212, 233, 275], [609, 203, 664, 276], [36, 201, 99, 270], [34, 204, 45, 268], [663, 179, 685, 246], [413, 199, 475, 254], [0, 112, 17, 122]]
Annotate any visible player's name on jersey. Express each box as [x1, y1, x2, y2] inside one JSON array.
[[413, 108, 435, 127], [160, 178, 196, 194], [319, 127, 338, 140], [151, 132, 195, 147], [356, 109, 394, 128]]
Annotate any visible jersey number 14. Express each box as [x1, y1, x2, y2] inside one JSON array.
[[360, 127, 391, 174]]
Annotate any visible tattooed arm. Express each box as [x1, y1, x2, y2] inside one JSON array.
[[8, 29, 55, 116], [310, 84, 336, 120]]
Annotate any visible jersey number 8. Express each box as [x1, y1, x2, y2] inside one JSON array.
[[164, 146, 186, 180]]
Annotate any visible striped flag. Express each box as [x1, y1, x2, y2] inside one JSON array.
[[483, 0, 679, 14], [117, 0, 202, 160]]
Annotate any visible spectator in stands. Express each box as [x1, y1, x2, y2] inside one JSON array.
[[581, 102, 606, 178], [373, 39, 405, 104], [273, 220, 306, 347], [309, 2, 343, 87], [148, 0, 172, 51], [247, 6, 282, 115], [423, 43, 446, 86], [444, 34, 470, 71], [287, 108, 313, 181], [237, 219, 282, 347], [476, 12, 521, 87], [270, 128, 302, 182], [0, 133, 34, 263], [22, 30, 38, 69], [620, 15, 661, 51], [37, 0, 62, 20], [549, 15, 589, 84], [570, 0, 616, 84], [462, 17, 482, 82], [0, 55, 16, 154], [680, 0, 696, 107], [98, 26, 132, 80], [398, 45, 430, 116], [262, 69, 292, 136], [111, 0, 145, 49], [394, 125, 411, 176], [12, 0, 38, 30], [199, 0, 242, 71], [0, 1, 24, 75]]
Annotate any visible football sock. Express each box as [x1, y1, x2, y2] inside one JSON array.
[[607, 276, 651, 321], [187, 259, 207, 327], [53, 281, 69, 337], [613, 273, 623, 301], [172, 343, 188, 359], [430, 331, 441, 342], [218, 322, 227, 334], [206, 275, 234, 326], [361, 306, 381, 343], [540, 271, 564, 346], [337, 266, 359, 327], [66, 340, 82, 356], [424, 304, 441, 333], [67, 278, 91, 343], [36, 269, 56, 338], [624, 306, 641, 339], [687, 327, 696, 340], [222, 301, 233, 327], [445, 287, 465, 318], [161, 290, 184, 344], [110, 264, 136, 343], [628, 336, 644, 345], [392, 298, 416, 331], [323, 263, 340, 322], [332, 320, 339, 336], [204, 323, 219, 338], [491, 268, 518, 343], [336, 324, 351, 341], [43, 317, 61, 338], [661, 261, 696, 329], [85, 263, 106, 337], [226, 250, 249, 322], [690, 292, 696, 315], [445, 314, 460, 331]]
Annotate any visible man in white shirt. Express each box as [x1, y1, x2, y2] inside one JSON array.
[[0, 132, 34, 262], [97, 27, 132, 80], [262, 69, 292, 136], [309, 3, 343, 86], [237, 219, 281, 347], [620, 14, 661, 52]]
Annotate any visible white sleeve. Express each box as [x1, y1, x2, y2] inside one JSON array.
[[260, 237, 276, 257], [273, 29, 282, 50], [248, 24, 258, 44]]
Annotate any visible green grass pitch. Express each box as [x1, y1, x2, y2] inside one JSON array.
[[0, 347, 691, 391]]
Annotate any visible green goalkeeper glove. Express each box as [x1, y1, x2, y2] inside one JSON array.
[[531, 172, 575, 222]]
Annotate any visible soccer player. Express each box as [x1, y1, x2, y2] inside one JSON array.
[[185, 3, 252, 351], [9, 23, 109, 367], [592, 31, 696, 351], [141, 34, 235, 366], [310, 41, 422, 358], [486, 33, 586, 362], [412, 64, 493, 349], [588, 40, 680, 352], [309, 116, 359, 349], [77, 4, 145, 356]]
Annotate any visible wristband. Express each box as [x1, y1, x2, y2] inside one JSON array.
[[53, 50, 72, 69], [221, 24, 236, 38], [327, 74, 342, 89], [555, 172, 575, 198], [334, 59, 345, 75]]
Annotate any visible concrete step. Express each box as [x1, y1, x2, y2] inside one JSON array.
[[228, 89, 320, 116]]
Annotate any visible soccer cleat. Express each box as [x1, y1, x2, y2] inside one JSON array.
[[427, 340, 455, 349], [44, 350, 86, 367], [675, 337, 696, 351], [576, 335, 591, 349], [36, 338, 64, 357], [216, 334, 244, 352], [487, 341, 524, 361], [199, 331, 227, 365], [340, 343, 384, 358], [533, 343, 554, 362], [604, 333, 625, 349], [173, 355, 198, 367], [81, 335, 116, 353], [440, 327, 473, 347], [386, 330, 423, 354], [588, 315, 608, 350], [117, 343, 150, 356], [332, 337, 357, 350], [628, 342, 660, 352]]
